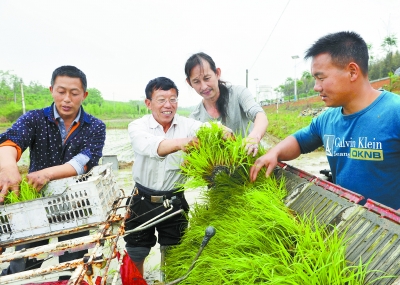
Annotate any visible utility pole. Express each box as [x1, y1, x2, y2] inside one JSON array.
[[291, 55, 299, 101], [276, 92, 279, 114], [246, 69, 248, 88], [113, 93, 115, 113], [20, 80, 26, 114], [13, 82, 17, 103], [254, 78, 259, 104]]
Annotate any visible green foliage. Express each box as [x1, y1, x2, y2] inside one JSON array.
[[4, 178, 41, 204], [382, 72, 400, 93], [369, 50, 400, 80], [84, 88, 104, 106], [276, 36, 400, 97], [275, 73, 318, 99], [179, 122, 265, 189], [263, 98, 324, 140], [267, 112, 312, 140], [0, 71, 53, 122], [3, 103, 25, 122], [381, 34, 398, 55]]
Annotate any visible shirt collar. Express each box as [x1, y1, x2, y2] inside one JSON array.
[[149, 114, 179, 129], [53, 105, 81, 123]]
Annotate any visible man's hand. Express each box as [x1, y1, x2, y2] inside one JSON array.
[[249, 152, 278, 182], [26, 169, 52, 191], [0, 164, 21, 204], [181, 136, 199, 152]]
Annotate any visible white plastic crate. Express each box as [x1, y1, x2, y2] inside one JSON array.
[[0, 163, 119, 244]]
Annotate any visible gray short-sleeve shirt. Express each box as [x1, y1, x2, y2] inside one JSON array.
[[189, 85, 264, 137]]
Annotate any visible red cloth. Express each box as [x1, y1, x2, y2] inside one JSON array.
[[25, 251, 147, 285], [117, 251, 148, 285]]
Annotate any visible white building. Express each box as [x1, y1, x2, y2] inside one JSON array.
[[256, 85, 272, 102]]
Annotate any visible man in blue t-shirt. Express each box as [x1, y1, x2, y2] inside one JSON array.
[[250, 31, 400, 210]]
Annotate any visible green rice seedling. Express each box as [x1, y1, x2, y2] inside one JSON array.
[[166, 184, 373, 284], [19, 179, 41, 201], [4, 178, 41, 204], [180, 122, 265, 190], [163, 123, 380, 284], [4, 190, 20, 204]]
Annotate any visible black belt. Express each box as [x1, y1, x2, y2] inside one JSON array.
[[134, 183, 184, 203]]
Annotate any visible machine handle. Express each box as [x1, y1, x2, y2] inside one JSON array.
[[201, 226, 216, 247]]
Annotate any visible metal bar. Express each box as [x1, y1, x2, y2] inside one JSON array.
[[364, 199, 400, 224], [0, 258, 85, 284], [134, 206, 174, 229], [74, 241, 103, 285], [67, 265, 85, 285], [100, 220, 123, 285], [111, 251, 125, 285], [0, 223, 101, 249], [0, 232, 104, 263], [124, 209, 184, 235]]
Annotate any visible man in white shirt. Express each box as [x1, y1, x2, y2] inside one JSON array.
[[124, 77, 203, 276]]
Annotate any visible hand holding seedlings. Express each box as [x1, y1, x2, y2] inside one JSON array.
[[4, 179, 41, 204], [27, 169, 52, 191], [182, 136, 199, 152], [250, 150, 279, 182], [250, 136, 301, 182], [221, 126, 234, 141], [0, 146, 22, 204]]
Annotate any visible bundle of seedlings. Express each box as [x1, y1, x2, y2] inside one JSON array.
[[4, 178, 41, 204], [164, 123, 377, 284]]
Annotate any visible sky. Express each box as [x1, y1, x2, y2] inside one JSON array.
[[1, 0, 400, 107]]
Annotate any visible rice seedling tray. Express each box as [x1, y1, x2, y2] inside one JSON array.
[[0, 163, 119, 245], [276, 162, 400, 284]]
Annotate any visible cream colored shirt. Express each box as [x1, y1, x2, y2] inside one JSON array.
[[128, 114, 202, 191]]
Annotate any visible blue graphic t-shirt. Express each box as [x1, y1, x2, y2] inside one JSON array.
[[293, 91, 400, 210]]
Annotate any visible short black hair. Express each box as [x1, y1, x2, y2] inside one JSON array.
[[304, 31, 369, 75], [51, 66, 87, 92], [145, 77, 179, 100]]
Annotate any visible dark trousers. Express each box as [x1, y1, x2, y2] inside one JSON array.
[[124, 184, 189, 248]]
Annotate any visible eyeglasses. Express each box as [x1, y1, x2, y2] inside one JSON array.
[[153, 98, 179, 105]]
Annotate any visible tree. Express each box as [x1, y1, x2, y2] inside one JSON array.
[[367, 43, 375, 64], [381, 34, 398, 73], [383, 72, 400, 93], [0, 71, 22, 104], [301, 71, 314, 95], [84, 88, 104, 106]]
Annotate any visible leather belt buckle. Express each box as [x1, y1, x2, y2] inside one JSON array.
[[150, 195, 164, 203]]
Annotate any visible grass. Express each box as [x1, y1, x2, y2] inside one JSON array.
[[263, 96, 325, 140]]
